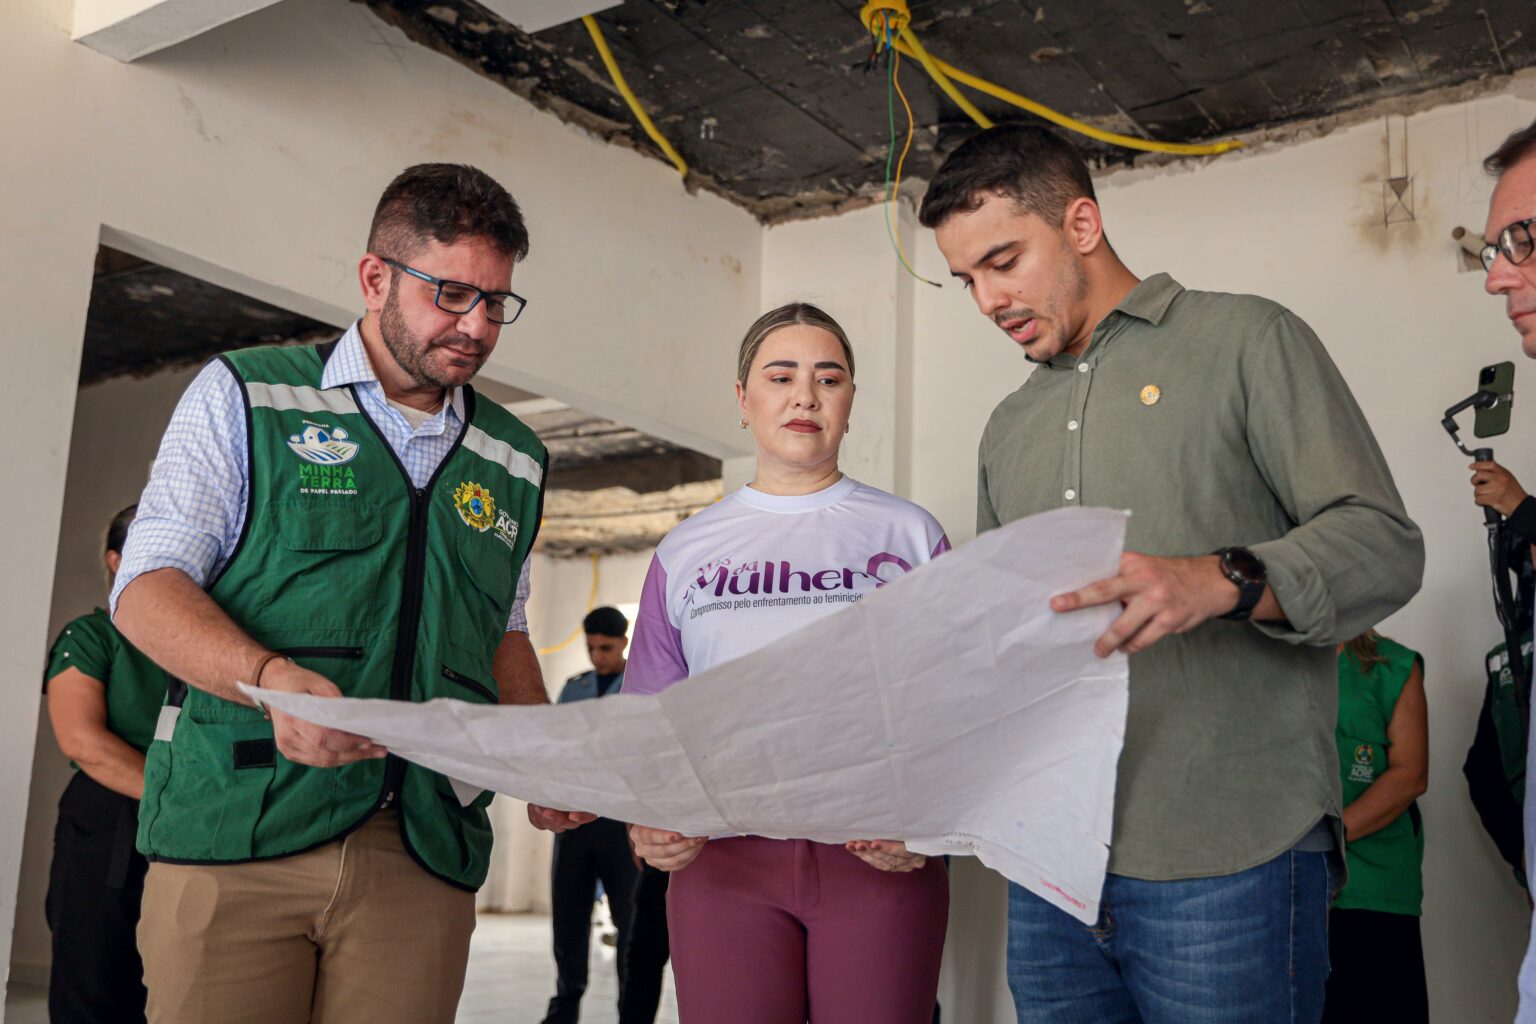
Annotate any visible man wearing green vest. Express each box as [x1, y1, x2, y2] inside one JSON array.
[[112, 163, 589, 1024]]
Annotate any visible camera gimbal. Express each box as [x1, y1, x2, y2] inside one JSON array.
[[1443, 389, 1504, 526]]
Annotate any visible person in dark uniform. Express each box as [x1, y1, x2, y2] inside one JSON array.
[[543, 607, 639, 1024], [43, 504, 168, 1024]]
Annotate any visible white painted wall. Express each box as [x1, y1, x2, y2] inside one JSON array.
[[1, 0, 760, 993], [761, 204, 913, 493], [907, 85, 1536, 1023]]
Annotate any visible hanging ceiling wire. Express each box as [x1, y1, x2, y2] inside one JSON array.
[[857, 0, 1245, 157], [582, 15, 689, 178], [878, 14, 942, 287]]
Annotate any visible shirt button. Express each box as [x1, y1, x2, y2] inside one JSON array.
[[1067, 420, 1079, 431], [1064, 489, 1077, 501], [1078, 363, 1090, 373]]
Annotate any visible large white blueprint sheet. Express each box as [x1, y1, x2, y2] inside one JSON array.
[[246, 506, 1131, 923]]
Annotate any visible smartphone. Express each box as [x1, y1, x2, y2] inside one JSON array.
[[1476, 361, 1516, 438]]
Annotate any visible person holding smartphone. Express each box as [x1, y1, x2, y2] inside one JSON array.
[[1469, 460, 1536, 535], [1468, 368, 1535, 526], [1473, 121, 1536, 535], [1476, 117, 1536, 1024]]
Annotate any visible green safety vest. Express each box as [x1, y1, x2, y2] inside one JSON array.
[[137, 341, 546, 890], [45, 608, 168, 755], [1334, 637, 1425, 915]]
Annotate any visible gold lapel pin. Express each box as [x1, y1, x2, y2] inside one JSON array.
[[1140, 384, 1162, 406]]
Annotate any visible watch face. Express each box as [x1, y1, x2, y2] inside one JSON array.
[[1222, 547, 1265, 584]]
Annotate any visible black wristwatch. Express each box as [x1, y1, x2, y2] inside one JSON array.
[[1214, 547, 1267, 621]]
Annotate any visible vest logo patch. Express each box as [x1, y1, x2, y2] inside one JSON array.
[[1349, 743, 1376, 783], [287, 424, 359, 465], [454, 481, 496, 532], [493, 509, 519, 551]]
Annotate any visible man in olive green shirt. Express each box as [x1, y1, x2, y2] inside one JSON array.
[[920, 126, 1423, 1023]]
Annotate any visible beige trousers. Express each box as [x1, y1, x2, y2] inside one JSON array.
[[138, 810, 475, 1024]]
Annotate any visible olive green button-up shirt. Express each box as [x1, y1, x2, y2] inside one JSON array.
[[977, 273, 1424, 880]]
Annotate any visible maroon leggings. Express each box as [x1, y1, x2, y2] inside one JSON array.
[[665, 836, 949, 1023]]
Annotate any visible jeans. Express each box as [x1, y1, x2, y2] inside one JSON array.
[[1007, 848, 1331, 1024]]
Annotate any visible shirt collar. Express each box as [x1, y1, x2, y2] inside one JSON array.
[[1044, 273, 1185, 369], [1112, 272, 1183, 326], [322, 320, 465, 422]]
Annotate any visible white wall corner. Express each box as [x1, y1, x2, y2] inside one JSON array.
[[73, 0, 287, 62]]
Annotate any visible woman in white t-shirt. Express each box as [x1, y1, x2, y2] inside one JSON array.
[[623, 303, 950, 1023]]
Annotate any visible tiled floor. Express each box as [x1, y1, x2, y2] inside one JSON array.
[[4, 912, 678, 1023], [461, 912, 679, 1023]]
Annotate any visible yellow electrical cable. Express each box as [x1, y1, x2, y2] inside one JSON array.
[[535, 552, 603, 656], [918, 46, 1242, 155], [857, 0, 1242, 157], [889, 48, 942, 287], [582, 15, 689, 178], [895, 25, 995, 131]]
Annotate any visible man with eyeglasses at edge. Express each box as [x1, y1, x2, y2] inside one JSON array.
[[111, 163, 593, 1024], [1467, 118, 1536, 1024]]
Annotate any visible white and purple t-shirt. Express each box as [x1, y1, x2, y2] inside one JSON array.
[[623, 476, 949, 695]]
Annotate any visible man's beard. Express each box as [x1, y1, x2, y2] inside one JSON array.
[[995, 252, 1090, 363], [379, 287, 486, 389]]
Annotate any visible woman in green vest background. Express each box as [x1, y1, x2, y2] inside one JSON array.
[[1323, 629, 1430, 1023], [43, 504, 167, 1024]]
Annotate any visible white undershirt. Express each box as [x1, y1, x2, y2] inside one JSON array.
[[387, 397, 442, 431]]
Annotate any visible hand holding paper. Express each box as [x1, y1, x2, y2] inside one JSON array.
[[257, 658, 387, 767], [244, 506, 1131, 923], [630, 824, 708, 872]]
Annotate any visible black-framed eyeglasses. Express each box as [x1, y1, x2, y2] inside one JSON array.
[[380, 257, 527, 325], [1480, 219, 1535, 273]]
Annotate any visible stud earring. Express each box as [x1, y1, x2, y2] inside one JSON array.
[[844, 423, 850, 434], [740, 419, 748, 429]]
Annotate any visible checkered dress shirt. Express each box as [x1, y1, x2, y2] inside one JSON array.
[[111, 322, 532, 630]]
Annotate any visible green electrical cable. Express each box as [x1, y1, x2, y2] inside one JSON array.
[[881, 16, 941, 287]]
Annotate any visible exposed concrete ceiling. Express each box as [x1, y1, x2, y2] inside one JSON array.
[[82, 247, 335, 384], [541, 479, 723, 556], [515, 400, 722, 556], [363, 0, 1534, 222], [82, 248, 720, 556]]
